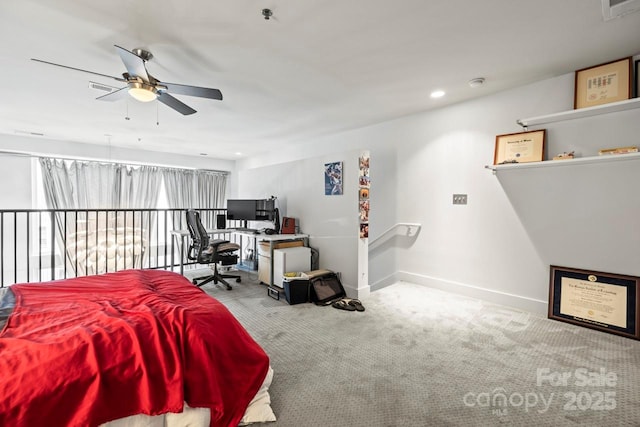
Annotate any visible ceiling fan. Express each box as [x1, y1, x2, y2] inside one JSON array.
[[31, 45, 222, 115]]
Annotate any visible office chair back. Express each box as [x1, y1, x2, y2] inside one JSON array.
[[186, 210, 210, 262], [185, 209, 241, 290]]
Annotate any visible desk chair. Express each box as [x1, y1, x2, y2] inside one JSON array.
[[185, 210, 241, 290]]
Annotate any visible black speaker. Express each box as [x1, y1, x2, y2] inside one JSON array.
[[216, 214, 226, 229], [273, 207, 280, 233]]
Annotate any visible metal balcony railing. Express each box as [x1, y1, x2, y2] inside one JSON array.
[[0, 208, 237, 287]]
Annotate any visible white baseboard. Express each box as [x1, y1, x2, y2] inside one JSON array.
[[344, 282, 371, 300], [370, 270, 548, 315], [370, 272, 399, 292]]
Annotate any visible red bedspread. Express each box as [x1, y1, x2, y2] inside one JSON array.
[[0, 269, 270, 427]]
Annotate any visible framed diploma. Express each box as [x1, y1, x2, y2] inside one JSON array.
[[493, 129, 545, 165], [574, 57, 632, 109], [549, 265, 640, 340]]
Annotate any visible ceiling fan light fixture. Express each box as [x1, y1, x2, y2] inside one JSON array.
[[128, 81, 157, 102]]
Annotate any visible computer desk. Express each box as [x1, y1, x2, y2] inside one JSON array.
[[171, 229, 308, 283], [231, 230, 309, 290]]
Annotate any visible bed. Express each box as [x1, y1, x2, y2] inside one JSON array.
[[0, 269, 276, 427]]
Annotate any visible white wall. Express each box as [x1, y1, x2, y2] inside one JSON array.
[[239, 71, 640, 314], [236, 150, 365, 295], [0, 154, 32, 209], [236, 118, 402, 296]]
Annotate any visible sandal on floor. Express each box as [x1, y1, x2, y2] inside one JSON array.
[[332, 299, 356, 311], [347, 299, 365, 312]]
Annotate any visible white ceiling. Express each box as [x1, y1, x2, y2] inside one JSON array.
[[1, 0, 640, 160]]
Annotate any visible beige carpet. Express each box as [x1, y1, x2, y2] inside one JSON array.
[[188, 268, 640, 426]]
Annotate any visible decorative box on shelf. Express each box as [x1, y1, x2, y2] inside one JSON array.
[[598, 146, 638, 156], [553, 151, 575, 161]]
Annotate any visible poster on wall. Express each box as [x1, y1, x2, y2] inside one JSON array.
[[359, 151, 370, 239], [548, 265, 640, 340], [324, 161, 343, 195]]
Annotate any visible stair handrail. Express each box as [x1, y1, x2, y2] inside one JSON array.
[[369, 222, 421, 248]]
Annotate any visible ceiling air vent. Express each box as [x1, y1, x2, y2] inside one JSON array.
[[88, 81, 118, 93], [602, 0, 640, 20]]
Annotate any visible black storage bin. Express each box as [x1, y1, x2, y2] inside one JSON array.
[[283, 278, 310, 305]]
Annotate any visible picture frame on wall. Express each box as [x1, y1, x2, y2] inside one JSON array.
[[324, 161, 343, 195], [574, 57, 632, 109], [493, 129, 545, 165], [548, 265, 640, 340]]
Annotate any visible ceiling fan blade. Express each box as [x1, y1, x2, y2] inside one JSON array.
[[95, 87, 128, 102], [157, 92, 197, 115], [31, 58, 126, 82], [114, 45, 149, 81], [161, 82, 223, 100]]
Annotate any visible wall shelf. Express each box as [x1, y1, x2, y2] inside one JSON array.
[[516, 97, 640, 128], [485, 151, 640, 172]]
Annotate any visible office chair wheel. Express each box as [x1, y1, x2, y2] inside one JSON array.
[[192, 279, 197, 285], [236, 278, 241, 283]]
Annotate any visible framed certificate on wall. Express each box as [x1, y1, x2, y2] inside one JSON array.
[[574, 57, 632, 109], [549, 265, 640, 340], [493, 129, 545, 165]]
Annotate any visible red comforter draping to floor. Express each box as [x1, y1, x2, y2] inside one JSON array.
[[0, 269, 269, 427]]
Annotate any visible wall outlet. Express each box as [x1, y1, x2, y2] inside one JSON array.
[[453, 194, 468, 205]]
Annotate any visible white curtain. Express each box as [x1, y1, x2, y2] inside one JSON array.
[[162, 168, 196, 208], [39, 158, 162, 275], [40, 158, 229, 276], [40, 159, 123, 208], [121, 165, 162, 209], [162, 168, 228, 229], [39, 159, 77, 211], [195, 170, 228, 228], [40, 159, 162, 209], [162, 168, 228, 209], [196, 170, 228, 209]]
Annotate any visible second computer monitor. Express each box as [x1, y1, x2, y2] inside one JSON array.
[[226, 199, 275, 222]]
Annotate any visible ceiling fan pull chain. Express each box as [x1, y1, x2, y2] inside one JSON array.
[[157, 102, 160, 126], [125, 99, 130, 121]]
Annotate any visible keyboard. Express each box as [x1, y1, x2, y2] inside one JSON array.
[[234, 227, 259, 233]]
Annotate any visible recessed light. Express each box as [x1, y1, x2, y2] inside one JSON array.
[[235, 152, 243, 156], [430, 90, 445, 98], [468, 77, 485, 88]]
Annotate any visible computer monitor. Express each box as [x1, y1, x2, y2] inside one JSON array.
[[255, 199, 275, 221], [226, 198, 276, 222], [226, 199, 258, 221]]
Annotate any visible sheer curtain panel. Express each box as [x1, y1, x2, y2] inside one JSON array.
[[38, 158, 163, 275]]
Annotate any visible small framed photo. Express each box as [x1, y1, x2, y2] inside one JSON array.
[[549, 265, 640, 340], [493, 129, 545, 165], [359, 223, 369, 238], [574, 57, 632, 109], [359, 187, 369, 200], [359, 199, 369, 222]]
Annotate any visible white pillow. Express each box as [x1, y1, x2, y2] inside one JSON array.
[[102, 403, 209, 427], [239, 367, 276, 425]]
